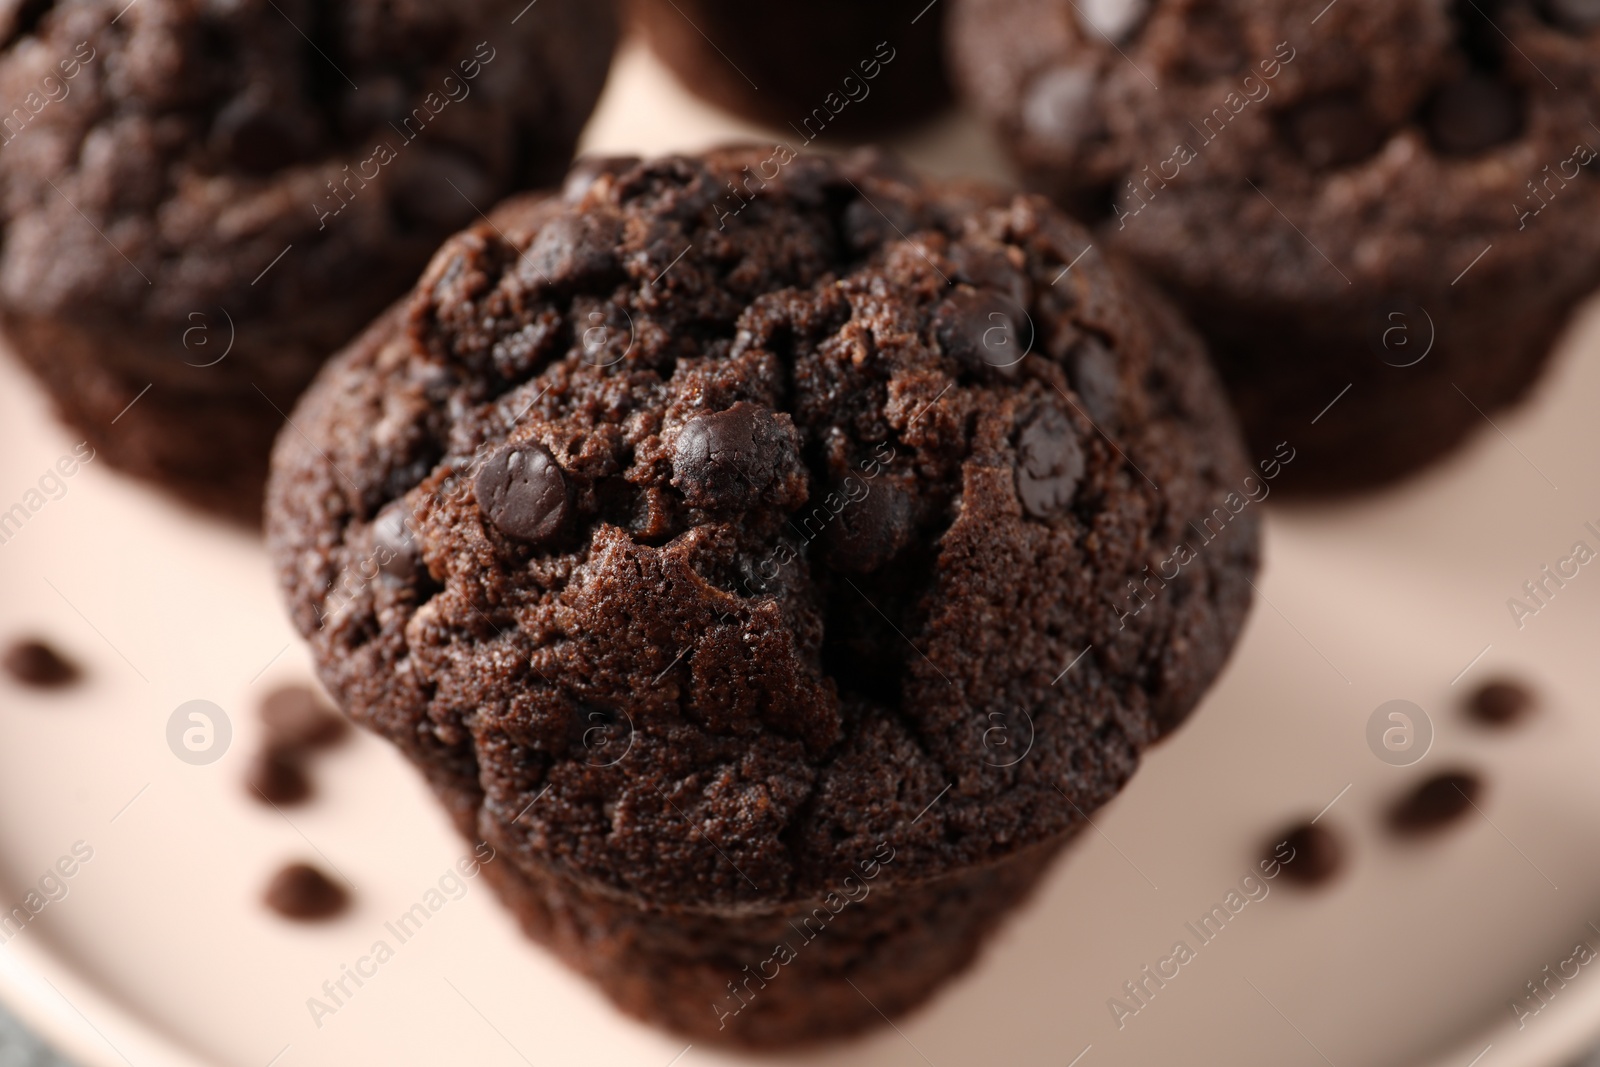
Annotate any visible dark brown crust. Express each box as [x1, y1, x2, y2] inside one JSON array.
[[630, 0, 951, 136], [0, 0, 617, 521], [266, 147, 1258, 1042], [949, 0, 1600, 492]]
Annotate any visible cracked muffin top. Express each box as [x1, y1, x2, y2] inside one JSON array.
[[0, 0, 615, 344], [266, 147, 1259, 909], [950, 0, 1600, 301]]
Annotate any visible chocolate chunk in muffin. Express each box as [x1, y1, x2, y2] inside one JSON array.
[[1016, 406, 1086, 517], [950, 0, 1600, 492], [0, 0, 617, 521], [476, 443, 573, 546], [266, 147, 1259, 1045], [671, 403, 805, 511]]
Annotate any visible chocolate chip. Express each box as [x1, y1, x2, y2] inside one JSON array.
[[525, 212, 622, 288], [1274, 822, 1343, 886], [1426, 77, 1522, 157], [934, 288, 1030, 378], [1287, 96, 1386, 169], [1542, 0, 1600, 30], [213, 95, 304, 174], [1388, 771, 1482, 835], [247, 747, 312, 806], [842, 197, 918, 254], [823, 479, 912, 574], [1467, 677, 1536, 726], [1016, 408, 1085, 519], [1075, 0, 1150, 42], [390, 149, 491, 230], [1022, 64, 1101, 150], [949, 243, 1031, 308], [3, 639, 79, 688], [475, 442, 571, 546], [562, 154, 640, 202], [673, 402, 792, 510], [372, 503, 419, 581], [263, 862, 348, 921], [1068, 337, 1120, 425], [260, 684, 347, 750]]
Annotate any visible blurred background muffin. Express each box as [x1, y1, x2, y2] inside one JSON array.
[[0, 0, 617, 522], [949, 0, 1600, 493], [630, 0, 950, 137]]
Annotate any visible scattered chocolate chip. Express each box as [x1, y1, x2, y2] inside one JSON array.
[[1016, 408, 1085, 518], [563, 154, 641, 202], [525, 212, 622, 288], [1068, 337, 1120, 425], [1467, 677, 1536, 726], [260, 685, 348, 750], [934, 288, 1030, 378], [1022, 64, 1101, 150], [1287, 96, 1386, 169], [1273, 822, 1343, 886], [1388, 771, 1482, 835], [475, 442, 571, 546], [1075, 0, 1150, 42], [372, 503, 419, 580], [247, 747, 312, 806], [3, 638, 80, 688], [1542, 0, 1600, 31], [1426, 77, 1522, 157], [672, 402, 792, 510], [213, 94, 304, 174], [823, 479, 912, 573], [263, 862, 348, 921]]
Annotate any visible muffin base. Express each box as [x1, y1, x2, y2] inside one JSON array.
[[1, 308, 350, 524], [475, 818, 1069, 1047], [1160, 271, 1581, 495]]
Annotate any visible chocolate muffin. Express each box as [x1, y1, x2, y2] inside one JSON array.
[[631, 0, 949, 136], [266, 147, 1259, 1044], [950, 0, 1600, 492], [0, 0, 617, 521]]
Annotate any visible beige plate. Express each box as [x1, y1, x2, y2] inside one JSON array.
[[1, 39, 1598, 1067]]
